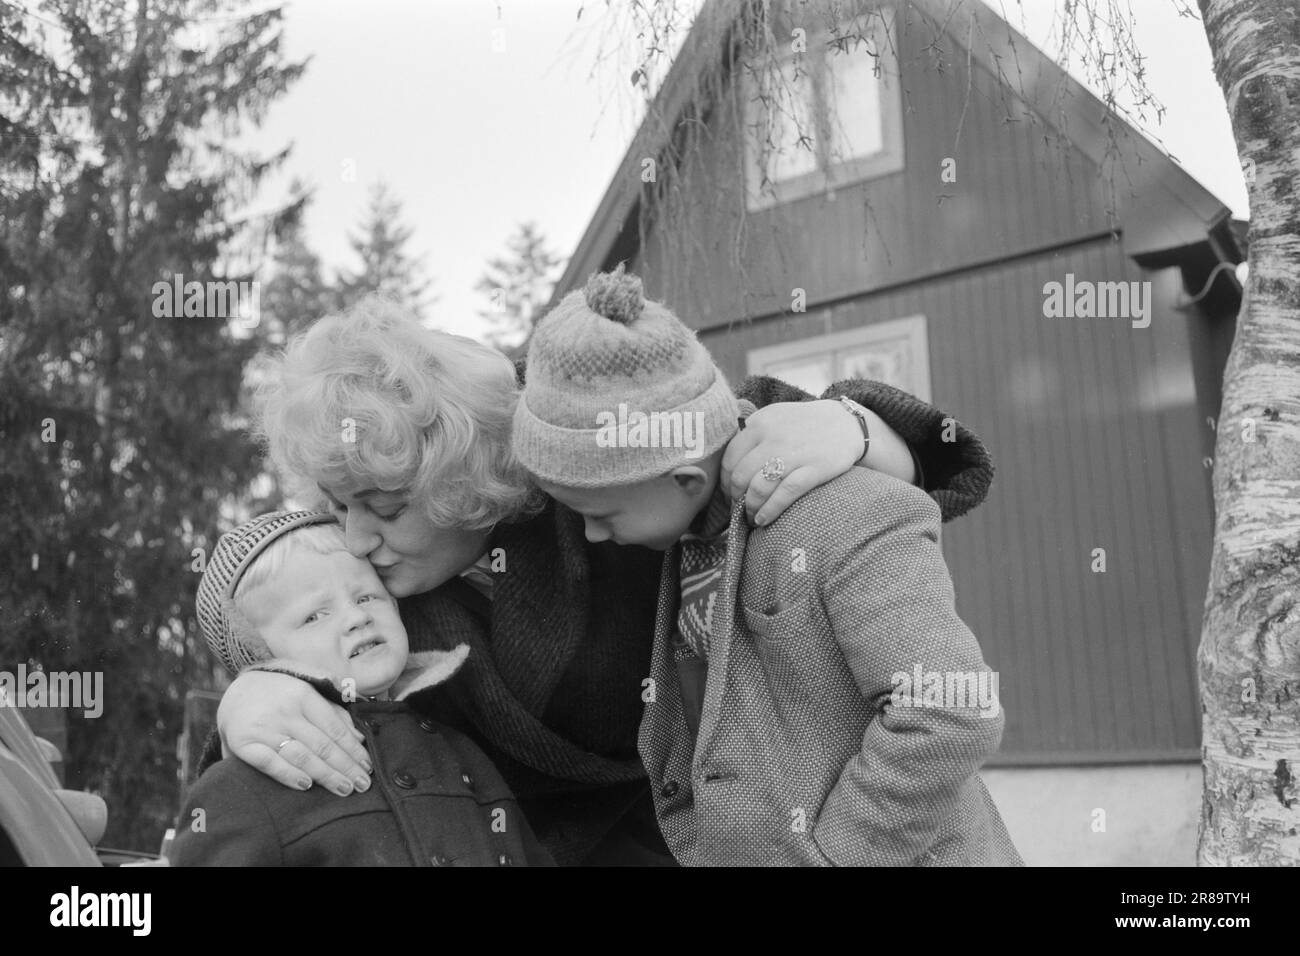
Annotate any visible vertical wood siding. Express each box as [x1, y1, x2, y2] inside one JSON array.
[[700, 239, 1213, 760]]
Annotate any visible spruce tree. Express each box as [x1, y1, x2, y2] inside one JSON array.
[[475, 221, 563, 350], [334, 180, 432, 319], [0, 0, 305, 850]]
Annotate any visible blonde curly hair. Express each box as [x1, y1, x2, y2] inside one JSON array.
[[253, 295, 541, 530]]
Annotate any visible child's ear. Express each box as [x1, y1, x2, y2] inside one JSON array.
[[670, 465, 710, 497]]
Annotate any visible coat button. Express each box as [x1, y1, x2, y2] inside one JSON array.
[[497, 854, 512, 866], [418, 718, 437, 733], [460, 771, 473, 787], [393, 771, 416, 790], [661, 780, 679, 798]]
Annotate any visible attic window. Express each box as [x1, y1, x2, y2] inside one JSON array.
[[743, 9, 904, 209]]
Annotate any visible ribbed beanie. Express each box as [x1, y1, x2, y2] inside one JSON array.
[[512, 266, 740, 487]]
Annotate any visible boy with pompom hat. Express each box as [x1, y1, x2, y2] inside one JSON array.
[[512, 266, 1021, 866]]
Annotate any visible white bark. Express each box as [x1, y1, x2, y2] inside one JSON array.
[[1197, 0, 1300, 866]]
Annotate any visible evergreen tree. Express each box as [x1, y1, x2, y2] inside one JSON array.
[[0, 0, 305, 850], [334, 181, 432, 318], [475, 221, 564, 350]]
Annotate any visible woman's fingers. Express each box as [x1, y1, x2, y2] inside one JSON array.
[[724, 400, 868, 523], [728, 445, 775, 520], [218, 670, 372, 795], [230, 712, 371, 796], [285, 700, 372, 794], [720, 419, 759, 491], [730, 449, 840, 526], [275, 737, 362, 796], [304, 696, 372, 769], [232, 741, 315, 793], [734, 447, 815, 526], [750, 466, 819, 527], [731, 443, 816, 523]]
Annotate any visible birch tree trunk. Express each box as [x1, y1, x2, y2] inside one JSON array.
[[1197, 0, 1300, 866]]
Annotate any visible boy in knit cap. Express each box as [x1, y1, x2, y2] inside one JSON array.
[[512, 267, 1022, 866], [172, 510, 552, 866]]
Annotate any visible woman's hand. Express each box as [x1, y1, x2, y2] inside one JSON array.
[[723, 399, 916, 526], [216, 670, 373, 796]]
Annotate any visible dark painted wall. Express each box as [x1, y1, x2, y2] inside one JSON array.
[[699, 238, 1214, 761]]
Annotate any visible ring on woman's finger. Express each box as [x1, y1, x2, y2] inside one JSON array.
[[760, 456, 785, 482], [277, 738, 294, 752]]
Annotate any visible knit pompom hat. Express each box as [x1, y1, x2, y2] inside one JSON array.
[[196, 510, 338, 674], [513, 266, 740, 487]]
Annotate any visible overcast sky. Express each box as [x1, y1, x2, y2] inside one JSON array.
[[240, 0, 1248, 341]]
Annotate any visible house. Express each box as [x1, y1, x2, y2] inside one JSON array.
[[549, 0, 1244, 864]]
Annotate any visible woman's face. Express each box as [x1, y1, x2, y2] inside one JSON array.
[[318, 478, 492, 599]]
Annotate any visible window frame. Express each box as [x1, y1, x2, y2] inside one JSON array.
[[746, 314, 932, 402]]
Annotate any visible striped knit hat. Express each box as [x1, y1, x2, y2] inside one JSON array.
[[512, 266, 740, 487], [196, 510, 338, 674]]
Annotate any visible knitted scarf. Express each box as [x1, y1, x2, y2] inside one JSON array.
[[675, 483, 734, 661]]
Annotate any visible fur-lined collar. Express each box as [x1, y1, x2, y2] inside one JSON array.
[[388, 646, 471, 700]]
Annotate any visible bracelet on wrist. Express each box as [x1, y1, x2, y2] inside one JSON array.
[[838, 396, 872, 461]]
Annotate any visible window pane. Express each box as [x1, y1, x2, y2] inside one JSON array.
[[824, 45, 885, 162], [746, 56, 819, 185]]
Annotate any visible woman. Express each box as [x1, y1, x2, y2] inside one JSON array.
[[210, 294, 993, 865]]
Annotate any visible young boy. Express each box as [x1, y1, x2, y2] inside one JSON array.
[[172, 510, 551, 866], [512, 267, 1022, 866]]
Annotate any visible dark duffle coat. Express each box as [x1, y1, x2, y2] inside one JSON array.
[[174, 648, 553, 866]]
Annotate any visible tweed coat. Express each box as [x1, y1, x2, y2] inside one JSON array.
[[639, 467, 1023, 866]]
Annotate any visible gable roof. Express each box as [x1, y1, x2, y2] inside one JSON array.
[[552, 0, 1235, 304]]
